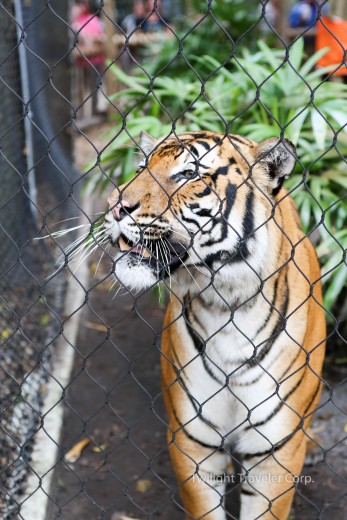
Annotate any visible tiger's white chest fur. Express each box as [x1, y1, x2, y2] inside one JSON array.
[[170, 267, 308, 456]]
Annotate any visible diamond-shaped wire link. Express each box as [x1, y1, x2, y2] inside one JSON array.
[[0, 1, 346, 519]]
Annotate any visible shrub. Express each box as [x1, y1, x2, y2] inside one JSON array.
[[89, 40, 347, 316]]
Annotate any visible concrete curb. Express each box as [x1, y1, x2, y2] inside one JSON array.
[[20, 196, 92, 520]]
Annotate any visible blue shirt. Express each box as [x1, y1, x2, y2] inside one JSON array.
[[289, 2, 318, 28]]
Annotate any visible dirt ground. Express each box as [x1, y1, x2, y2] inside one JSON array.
[[45, 274, 347, 520], [45, 126, 347, 520], [46, 278, 179, 520]]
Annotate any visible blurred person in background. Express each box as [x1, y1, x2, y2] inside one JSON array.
[[119, 0, 173, 70], [121, 0, 146, 35], [70, 0, 107, 114], [289, 0, 318, 28], [261, 0, 280, 31], [71, 0, 106, 68], [142, 0, 170, 32], [289, 0, 330, 28]]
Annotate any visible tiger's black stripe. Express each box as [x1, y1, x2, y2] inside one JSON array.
[[183, 300, 226, 385], [173, 356, 220, 431], [188, 144, 200, 158], [229, 187, 255, 261], [189, 298, 208, 334], [242, 431, 300, 461], [252, 274, 280, 339], [229, 134, 254, 146], [221, 277, 288, 380], [247, 273, 289, 368], [243, 188, 254, 239], [211, 166, 229, 183], [184, 302, 205, 355], [202, 183, 237, 247], [168, 390, 224, 451], [244, 370, 306, 431], [203, 186, 255, 261], [195, 208, 213, 218], [171, 345, 186, 374], [241, 489, 257, 496], [196, 140, 211, 151], [242, 381, 321, 460], [196, 185, 212, 198], [233, 274, 283, 386]]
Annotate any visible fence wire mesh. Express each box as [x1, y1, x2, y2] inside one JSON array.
[[0, 1, 346, 519]]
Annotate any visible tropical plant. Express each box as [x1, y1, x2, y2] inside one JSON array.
[[141, 0, 260, 78], [89, 39, 347, 316]]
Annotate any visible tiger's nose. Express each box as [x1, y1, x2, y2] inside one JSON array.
[[107, 198, 132, 221]]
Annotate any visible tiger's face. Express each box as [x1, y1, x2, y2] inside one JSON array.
[[105, 131, 295, 291]]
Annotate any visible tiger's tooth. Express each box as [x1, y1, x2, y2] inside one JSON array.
[[118, 235, 151, 258], [132, 245, 151, 258], [118, 235, 131, 252]]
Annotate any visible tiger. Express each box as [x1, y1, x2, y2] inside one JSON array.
[[104, 130, 326, 520]]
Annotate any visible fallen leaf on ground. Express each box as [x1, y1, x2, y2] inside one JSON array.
[[1, 329, 11, 340], [136, 478, 151, 493], [64, 438, 90, 463], [39, 314, 51, 326], [111, 513, 139, 520], [91, 443, 107, 453], [84, 320, 108, 332]]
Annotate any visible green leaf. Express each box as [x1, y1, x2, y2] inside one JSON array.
[[287, 109, 309, 145], [299, 47, 329, 77], [108, 63, 148, 93], [311, 110, 328, 150], [240, 123, 278, 141], [325, 108, 347, 133], [288, 39, 304, 71], [299, 195, 313, 231], [257, 40, 282, 71], [323, 264, 347, 311]]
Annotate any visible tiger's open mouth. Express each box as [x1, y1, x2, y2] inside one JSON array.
[[116, 233, 188, 275], [118, 234, 151, 258]]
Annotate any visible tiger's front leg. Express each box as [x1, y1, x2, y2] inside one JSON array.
[[161, 322, 228, 519], [168, 422, 228, 520], [238, 430, 307, 520]]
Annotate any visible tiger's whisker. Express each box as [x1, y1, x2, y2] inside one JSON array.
[[70, 243, 101, 275], [65, 234, 103, 261], [94, 243, 110, 278], [50, 216, 90, 226], [160, 239, 173, 297], [67, 232, 107, 266], [37, 224, 90, 240]]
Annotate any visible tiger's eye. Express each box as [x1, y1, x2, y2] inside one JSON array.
[[182, 169, 197, 179]]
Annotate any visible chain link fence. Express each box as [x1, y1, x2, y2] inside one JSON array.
[[0, 1, 346, 519]]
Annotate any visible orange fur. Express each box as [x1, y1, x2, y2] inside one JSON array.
[[107, 132, 326, 519]]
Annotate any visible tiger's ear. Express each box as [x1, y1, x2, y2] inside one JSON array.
[[255, 138, 296, 194], [139, 131, 158, 160]]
